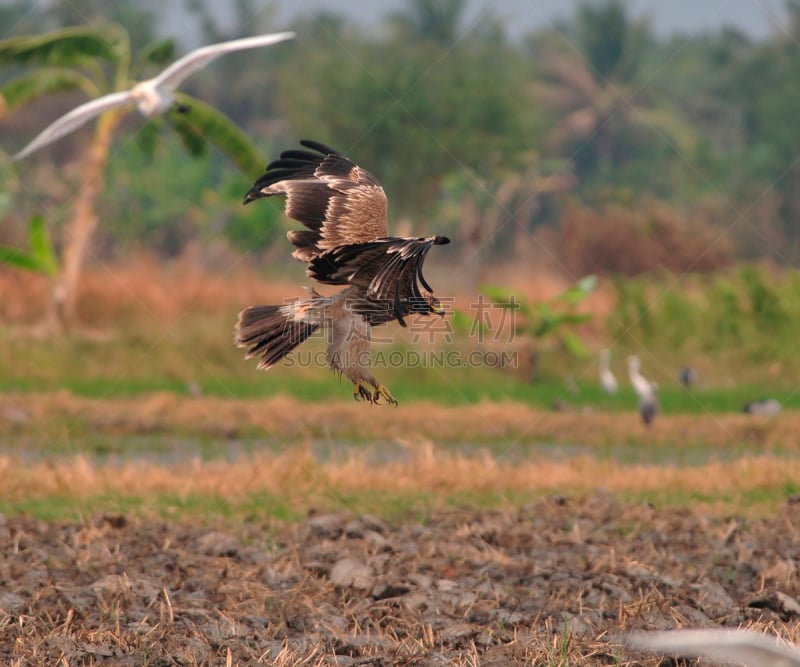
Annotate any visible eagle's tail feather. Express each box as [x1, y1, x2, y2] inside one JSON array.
[[235, 301, 320, 369]]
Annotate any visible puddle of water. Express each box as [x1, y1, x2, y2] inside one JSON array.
[[1, 433, 792, 467]]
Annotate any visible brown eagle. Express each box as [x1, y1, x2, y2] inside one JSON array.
[[235, 140, 450, 406]]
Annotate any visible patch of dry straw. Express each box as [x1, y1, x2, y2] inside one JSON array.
[[0, 441, 796, 506]]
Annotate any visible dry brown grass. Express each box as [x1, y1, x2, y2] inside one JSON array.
[[3, 392, 795, 519], [0, 438, 796, 513], [0, 253, 610, 334], [0, 254, 295, 326]]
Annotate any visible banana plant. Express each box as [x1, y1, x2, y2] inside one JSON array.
[[482, 275, 597, 379], [0, 214, 58, 277], [0, 26, 266, 331]]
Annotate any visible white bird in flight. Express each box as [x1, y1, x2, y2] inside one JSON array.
[[627, 628, 800, 667], [13, 31, 295, 161]]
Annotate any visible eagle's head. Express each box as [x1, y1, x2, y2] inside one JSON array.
[[427, 293, 446, 318]]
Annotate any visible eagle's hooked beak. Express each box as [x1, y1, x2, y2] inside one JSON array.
[[429, 295, 446, 317]]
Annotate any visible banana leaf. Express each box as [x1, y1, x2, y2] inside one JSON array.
[[0, 215, 58, 276], [0, 26, 125, 66], [167, 92, 265, 178], [0, 67, 97, 110]]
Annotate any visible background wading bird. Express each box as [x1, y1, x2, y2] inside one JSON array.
[[235, 140, 450, 406], [627, 354, 659, 425], [599, 348, 618, 395], [12, 31, 295, 160], [680, 364, 697, 388]]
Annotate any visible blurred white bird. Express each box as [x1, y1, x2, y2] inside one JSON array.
[[599, 348, 618, 395], [743, 398, 782, 416], [13, 31, 295, 160], [627, 354, 658, 425], [626, 628, 800, 667]]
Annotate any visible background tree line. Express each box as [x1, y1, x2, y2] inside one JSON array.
[[2, 0, 800, 275]]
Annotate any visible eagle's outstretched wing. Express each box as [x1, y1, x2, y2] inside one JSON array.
[[244, 140, 389, 261], [308, 235, 450, 325]]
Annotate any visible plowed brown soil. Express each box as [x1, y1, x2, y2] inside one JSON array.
[[2, 493, 799, 666]]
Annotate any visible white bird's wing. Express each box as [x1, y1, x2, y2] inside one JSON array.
[[153, 31, 295, 91], [627, 629, 800, 667], [14, 90, 134, 160], [13, 31, 293, 161]]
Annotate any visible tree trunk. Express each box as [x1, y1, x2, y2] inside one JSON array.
[[50, 110, 122, 332]]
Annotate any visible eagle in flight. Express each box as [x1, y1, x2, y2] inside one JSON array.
[[235, 140, 450, 406]]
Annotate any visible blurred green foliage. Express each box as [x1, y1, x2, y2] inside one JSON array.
[[610, 266, 800, 365], [0, 215, 58, 275], [1, 0, 800, 265], [484, 275, 596, 359]]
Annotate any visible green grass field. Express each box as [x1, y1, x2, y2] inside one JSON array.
[[2, 320, 798, 413], [3, 263, 800, 527]]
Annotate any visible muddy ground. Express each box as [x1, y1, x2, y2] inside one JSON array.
[[1, 492, 799, 666]]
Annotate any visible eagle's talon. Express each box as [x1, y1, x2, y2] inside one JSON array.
[[353, 382, 374, 403], [374, 384, 398, 407]]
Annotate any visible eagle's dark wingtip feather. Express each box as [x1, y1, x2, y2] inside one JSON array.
[[434, 236, 450, 245], [299, 139, 341, 157], [243, 189, 261, 205]]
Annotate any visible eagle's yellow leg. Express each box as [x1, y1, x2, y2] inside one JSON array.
[[373, 384, 398, 407], [352, 381, 397, 406], [353, 381, 373, 403]]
